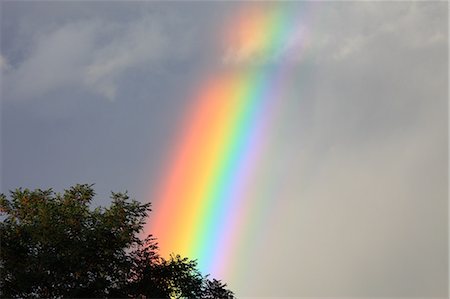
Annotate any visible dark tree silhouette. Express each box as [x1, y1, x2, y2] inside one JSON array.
[[128, 237, 234, 299], [0, 184, 235, 298]]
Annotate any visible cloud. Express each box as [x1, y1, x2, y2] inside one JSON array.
[[227, 1, 447, 297], [221, 25, 307, 66], [84, 16, 170, 100], [5, 21, 99, 99], [2, 1, 447, 297], [301, 1, 447, 64], [3, 12, 193, 101], [0, 54, 11, 70], [219, 1, 446, 68], [218, 2, 311, 67]]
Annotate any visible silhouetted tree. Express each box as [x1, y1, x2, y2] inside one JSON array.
[[201, 277, 235, 299], [0, 184, 234, 298], [128, 237, 233, 298]]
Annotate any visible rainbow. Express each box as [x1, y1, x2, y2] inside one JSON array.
[[148, 3, 311, 278]]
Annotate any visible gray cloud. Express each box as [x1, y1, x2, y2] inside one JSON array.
[[1, 1, 447, 298], [0, 54, 10, 70], [224, 1, 448, 297], [3, 11, 196, 101]]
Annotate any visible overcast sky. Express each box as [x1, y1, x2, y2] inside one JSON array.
[[1, 1, 448, 298]]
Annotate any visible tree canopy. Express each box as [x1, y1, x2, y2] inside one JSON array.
[[0, 184, 234, 298]]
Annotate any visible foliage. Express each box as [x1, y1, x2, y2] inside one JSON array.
[[0, 184, 234, 298], [129, 237, 234, 299]]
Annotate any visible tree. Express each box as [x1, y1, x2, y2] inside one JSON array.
[[201, 278, 235, 299], [0, 184, 234, 298], [129, 238, 234, 299]]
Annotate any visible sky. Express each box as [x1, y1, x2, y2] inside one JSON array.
[[1, 1, 448, 298]]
